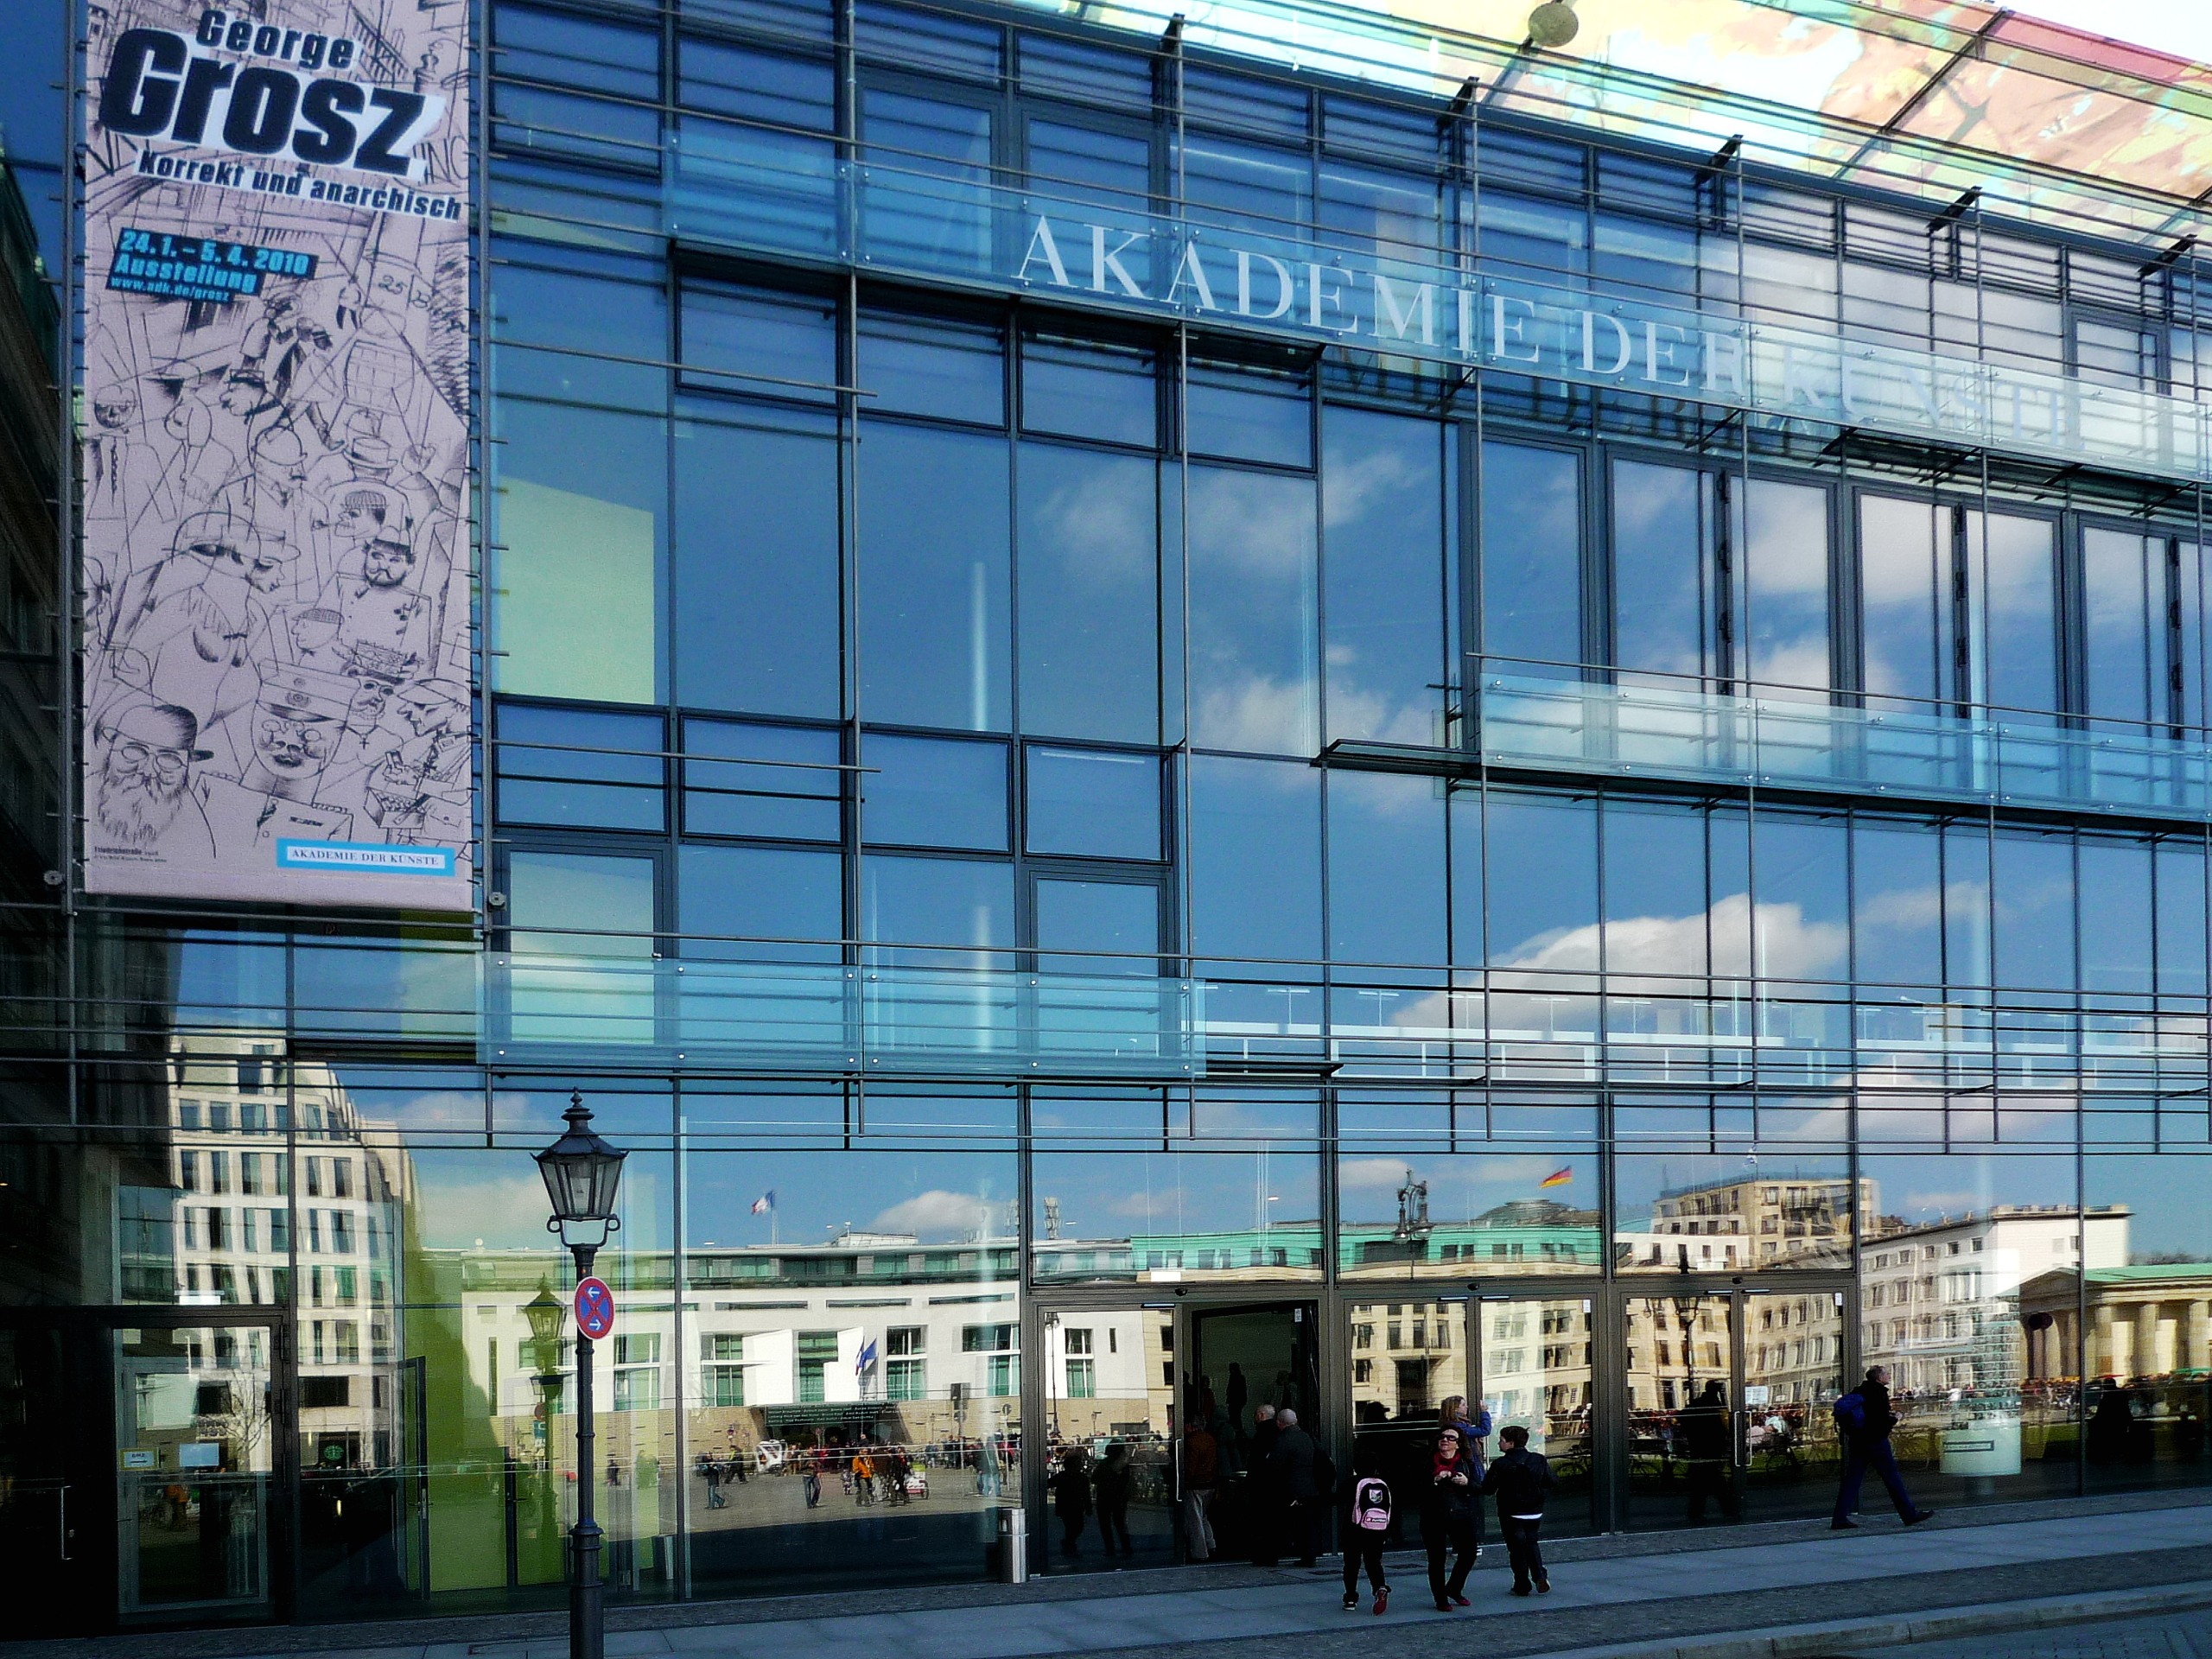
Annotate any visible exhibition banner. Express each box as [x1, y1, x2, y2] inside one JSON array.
[[81, 2, 473, 909]]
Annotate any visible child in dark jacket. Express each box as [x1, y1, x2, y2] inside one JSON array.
[[1340, 1447, 1394, 1614], [1479, 1425, 1557, 1596]]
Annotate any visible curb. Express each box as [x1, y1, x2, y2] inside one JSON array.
[[1526, 1580, 2212, 1659]]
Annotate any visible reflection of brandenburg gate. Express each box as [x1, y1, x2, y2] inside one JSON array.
[[2021, 1265, 2212, 1380]]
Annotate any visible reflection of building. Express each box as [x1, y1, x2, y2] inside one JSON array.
[[145, 1033, 405, 1472], [1617, 1173, 1862, 1272], [2019, 1261, 2212, 1382], [1860, 1205, 2125, 1395]]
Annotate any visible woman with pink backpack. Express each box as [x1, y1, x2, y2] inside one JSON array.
[[1339, 1446, 1395, 1614]]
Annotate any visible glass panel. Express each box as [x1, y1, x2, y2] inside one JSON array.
[[2081, 1150, 2212, 1495], [2079, 837, 2153, 998], [2156, 840, 2209, 997], [1338, 1150, 1600, 1280], [1475, 1297, 1596, 1535], [677, 40, 835, 132], [1041, 1309, 1179, 1572], [2082, 527, 2156, 731], [1624, 1291, 1734, 1527], [493, 259, 667, 411], [677, 283, 837, 402], [669, 404, 845, 726], [1030, 1149, 1323, 1284], [1744, 479, 1830, 698], [1853, 817, 1944, 988], [1992, 831, 2075, 992], [1612, 460, 1718, 688], [115, 1324, 274, 1615], [681, 719, 842, 842], [1971, 512, 2059, 720], [1025, 747, 1161, 861], [1859, 495, 1942, 711], [1323, 409, 1445, 745], [1185, 359, 1313, 468], [857, 423, 1011, 731], [1480, 443, 1581, 673], [493, 401, 665, 704], [1033, 879, 1160, 976], [1016, 443, 1160, 743], [495, 703, 664, 831], [682, 1143, 1020, 1596], [1188, 755, 1320, 967], [505, 851, 658, 1040], [1020, 335, 1156, 448], [860, 855, 1015, 970], [1859, 1151, 2082, 1511], [1179, 1302, 1321, 1563], [861, 733, 1008, 851], [861, 92, 994, 275], [857, 311, 1004, 424], [678, 844, 842, 962], [1741, 1291, 1847, 1522], [1327, 771, 1446, 969], [1188, 467, 1319, 754], [1616, 1158, 1853, 1275]]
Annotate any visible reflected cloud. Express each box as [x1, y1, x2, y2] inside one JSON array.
[[868, 1189, 1004, 1242]]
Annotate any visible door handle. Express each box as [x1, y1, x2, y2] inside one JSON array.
[[58, 1485, 70, 1562]]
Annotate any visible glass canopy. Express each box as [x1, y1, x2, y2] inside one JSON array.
[[1039, 0, 2212, 251]]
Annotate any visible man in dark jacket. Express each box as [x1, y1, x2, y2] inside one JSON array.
[[1266, 1407, 1323, 1567], [1832, 1366, 1933, 1529], [1681, 1379, 1739, 1523], [1479, 1425, 1556, 1596]]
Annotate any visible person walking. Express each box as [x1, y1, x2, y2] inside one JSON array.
[[1831, 1365, 1934, 1529], [1182, 1416, 1219, 1560], [1052, 1446, 1093, 1558], [1681, 1379, 1739, 1523], [1339, 1449, 1393, 1614], [1480, 1425, 1556, 1596], [1093, 1442, 1135, 1559], [801, 1445, 822, 1509], [1417, 1424, 1479, 1610], [1268, 1407, 1323, 1567], [850, 1446, 876, 1506]]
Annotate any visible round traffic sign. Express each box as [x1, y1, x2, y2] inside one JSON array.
[[574, 1276, 615, 1341]]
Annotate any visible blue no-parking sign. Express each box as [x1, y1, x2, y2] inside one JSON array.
[[575, 1276, 615, 1341]]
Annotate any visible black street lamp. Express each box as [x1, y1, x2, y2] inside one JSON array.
[[537, 1092, 626, 1659]]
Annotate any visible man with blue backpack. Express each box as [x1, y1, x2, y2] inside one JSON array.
[[1831, 1365, 1935, 1529]]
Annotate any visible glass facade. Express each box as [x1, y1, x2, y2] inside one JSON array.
[[6, 0, 2212, 1637]]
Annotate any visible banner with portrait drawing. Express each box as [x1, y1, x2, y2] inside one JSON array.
[[80, 1, 472, 909]]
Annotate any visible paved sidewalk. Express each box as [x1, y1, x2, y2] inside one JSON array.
[[1848, 1605, 2212, 1659], [207, 1497, 2212, 1659]]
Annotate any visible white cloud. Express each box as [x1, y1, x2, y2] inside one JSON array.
[[1192, 676, 1319, 754], [869, 1190, 1000, 1242], [1340, 1157, 1418, 1192]]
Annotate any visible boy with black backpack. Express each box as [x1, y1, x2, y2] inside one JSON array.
[[1340, 1448, 1394, 1614]]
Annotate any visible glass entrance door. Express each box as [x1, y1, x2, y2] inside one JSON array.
[[1038, 1303, 1177, 1572], [1182, 1300, 1319, 1564], [1624, 1287, 1847, 1529], [116, 1322, 283, 1619], [1470, 1295, 1596, 1535], [0, 1322, 102, 1637]]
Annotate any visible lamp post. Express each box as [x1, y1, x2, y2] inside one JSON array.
[[537, 1092, 626, 1659]]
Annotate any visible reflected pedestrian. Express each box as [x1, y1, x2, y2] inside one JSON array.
[[1480, 1425, 1556, 1596], [1094, 1442, 1135, 1560], [1052, 1446, 1092, 1558], [1831, 1366, 1933, 1529], [1182, 1417, 1218, 1561], [1681, 1380, 1738, 1523]]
